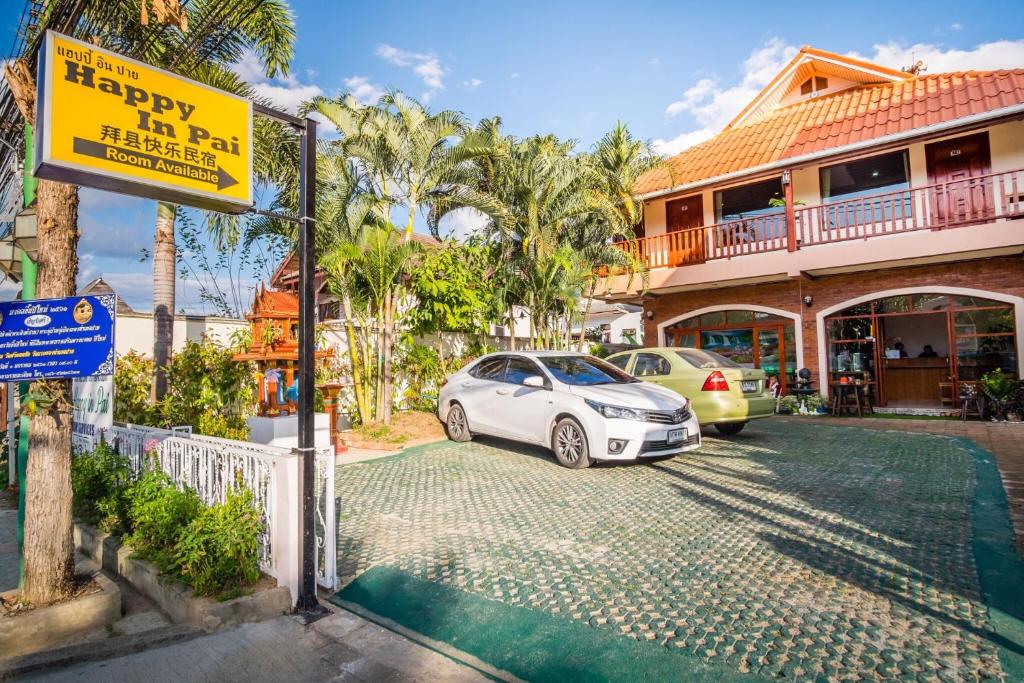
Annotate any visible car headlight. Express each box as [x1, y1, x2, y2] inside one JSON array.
[[585, 399, 645, 421]]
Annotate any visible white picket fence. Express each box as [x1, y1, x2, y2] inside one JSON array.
[[89, 423, 337, 599]]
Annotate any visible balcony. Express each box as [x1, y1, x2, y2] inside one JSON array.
[[616, 168, 1024, 270]]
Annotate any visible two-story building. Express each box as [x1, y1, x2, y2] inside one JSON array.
[[604, 46, 1024, 408]]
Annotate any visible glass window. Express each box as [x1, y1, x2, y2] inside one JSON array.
[[701, 328, 755, 367], [834, 302, 873, 317], [727, 310, 755, 324], [538, 356, 638, 386], [754, 312, 788, 323], [955, 296, 1008, 308], [470, 356, 506, 380], [956, 335, 1016, 381], [954, 308, 1014, 335], [676, 349, 741, 369], [633, 353, 671, 377], [699, 312, 726, 327], [670, 332, 696, 348], [820, 150, 910, 202], [828, 318, 874, 340], [505, 356, 544, 385], [913, 294, 949, 311], [876, 296, 910, 314], [606, 354, 631, 371], [715, 178, 785, 221]]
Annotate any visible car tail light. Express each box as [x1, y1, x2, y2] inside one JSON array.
[[701, 370, 729, 392]]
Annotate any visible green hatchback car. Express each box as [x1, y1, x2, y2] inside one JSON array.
[[605, 347, 776, 435]]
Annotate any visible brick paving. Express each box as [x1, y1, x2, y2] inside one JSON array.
[[801, 417, 1024, 555], [334, 420, 1018, 681]]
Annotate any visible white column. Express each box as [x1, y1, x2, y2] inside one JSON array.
[[271, 450, 303, 606]]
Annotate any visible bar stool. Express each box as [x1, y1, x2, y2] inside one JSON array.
[[960, 383, 984, 420], [831, 382, 864, 417], [939, 381, 956, 408]]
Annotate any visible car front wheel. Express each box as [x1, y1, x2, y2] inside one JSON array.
[[714, 421, 747, 436], [445, 403, 473, 442], [552, 418, 591, 469]]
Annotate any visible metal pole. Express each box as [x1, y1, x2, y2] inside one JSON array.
[[295, 116, 324, 615]]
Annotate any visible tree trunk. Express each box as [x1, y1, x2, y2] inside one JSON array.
[[152, 201, 177, 401], [380, 293, 396, 425], [22, 178, 79, 605], [340, 292, 369, 424], [577, 281, 597, 352], [507, 305, 516, 351]]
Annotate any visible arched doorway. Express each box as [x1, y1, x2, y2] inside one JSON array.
[[820, 291, 1019, 407], [660, 306, 801, 393]]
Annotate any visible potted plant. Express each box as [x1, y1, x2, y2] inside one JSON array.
[[980, 369, 1018, 421]]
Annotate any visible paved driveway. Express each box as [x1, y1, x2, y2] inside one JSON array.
[[333, 420, 1023, 681]]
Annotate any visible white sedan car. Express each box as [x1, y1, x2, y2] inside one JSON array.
[[438, 351, 701, 468]]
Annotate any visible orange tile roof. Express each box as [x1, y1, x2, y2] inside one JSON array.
[[638, 69, 1024, 196]]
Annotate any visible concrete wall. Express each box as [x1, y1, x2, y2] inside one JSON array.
[[115, 312, 248, 357]]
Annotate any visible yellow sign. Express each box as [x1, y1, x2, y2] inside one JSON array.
[[34, 31, 252, 213]]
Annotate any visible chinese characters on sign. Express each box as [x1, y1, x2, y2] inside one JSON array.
[[0, 294, 116, 382], [34, 31, 253, 212]]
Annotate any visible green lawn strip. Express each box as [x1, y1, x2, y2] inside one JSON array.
[[331, 566, 766, 683], [955, 437, 1024, 680]]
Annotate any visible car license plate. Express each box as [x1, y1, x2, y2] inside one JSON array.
[[667, 428, 685, 444], [741, 380, 758, 393]]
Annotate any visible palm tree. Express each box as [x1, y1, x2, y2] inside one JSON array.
[[574, 123, 660, 349], [124, 0, 297, 399]]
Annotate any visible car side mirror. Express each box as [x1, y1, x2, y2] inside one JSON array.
[[523, 375, 546, 389]]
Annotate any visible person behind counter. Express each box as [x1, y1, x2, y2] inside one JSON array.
[[918, 344, 939, 358], [893, 341, 907, 358]]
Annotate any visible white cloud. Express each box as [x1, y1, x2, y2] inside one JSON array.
[[949, 22, 962, 32], [343, 75, 384, 105], [509, 72, 520, 79], [654, 37, 1024, 158], [663, 38, 797, 130], [421, 91, 433, 105], [375, 44, 447, 92], [652, 128, 716, 157], [231, 48, 323, 113], [851, 39, 1024, 74], [437, 207, 489, 241], [648, 57, 660, 66], [461, 78, 482, 91]]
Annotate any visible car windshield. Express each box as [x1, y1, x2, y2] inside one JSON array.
[[538, 355, 639, 385], [676, 349, 741, 369]]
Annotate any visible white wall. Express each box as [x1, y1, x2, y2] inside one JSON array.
[[115, 312, 248, 357]]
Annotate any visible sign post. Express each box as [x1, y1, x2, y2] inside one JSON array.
[[29, 33, 324, 616], [33, 31, 253, 213]]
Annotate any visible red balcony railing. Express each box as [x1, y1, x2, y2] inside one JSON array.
[[617, 167, 1024, 270]]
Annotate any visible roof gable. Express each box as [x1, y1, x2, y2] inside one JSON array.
[[726, 46, 912, 130], [637, 66, 1024, 198]]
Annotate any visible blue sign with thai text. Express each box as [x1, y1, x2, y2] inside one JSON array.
[[0, 294, 116, 381]]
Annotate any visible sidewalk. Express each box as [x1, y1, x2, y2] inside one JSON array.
[[783, 416, 1024, 553], [25, 607, 491, 683], [0, 493, 17, 594]]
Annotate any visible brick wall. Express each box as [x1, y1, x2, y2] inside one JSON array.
[[642, 255, 1024, 381]]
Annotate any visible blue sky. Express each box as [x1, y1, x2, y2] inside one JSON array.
[[3, 0, 1023, 312]]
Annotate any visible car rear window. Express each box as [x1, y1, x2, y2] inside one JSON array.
[[675, 349, 741, 369], [606, 354, 630, 370], [538, 355, 638, 385]]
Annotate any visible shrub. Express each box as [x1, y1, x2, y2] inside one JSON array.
[[125, 470, 201, 571], [71, 444, 135, 534], [173, 484, 262, 596], [161, 339, 257, 438], [114, 351, 157, 425]]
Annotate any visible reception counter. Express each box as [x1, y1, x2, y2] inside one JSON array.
[[884, 357, 950, 403]]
